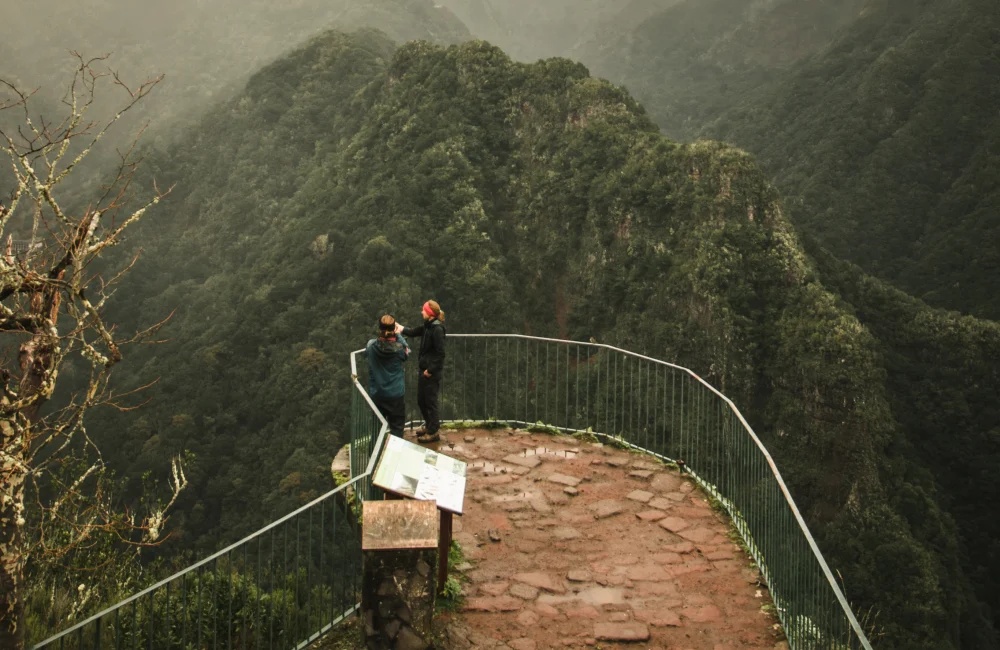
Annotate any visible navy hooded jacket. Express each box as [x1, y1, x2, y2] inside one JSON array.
[[365, 334, 409, 399]]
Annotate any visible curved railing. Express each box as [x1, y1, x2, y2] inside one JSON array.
[[381, 334, 874, 650], [32, 334, 873, 650]]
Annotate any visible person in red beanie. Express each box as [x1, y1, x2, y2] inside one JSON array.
[[396, 300, 446, 443]]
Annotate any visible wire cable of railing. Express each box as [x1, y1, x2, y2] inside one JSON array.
[[31, 334, 873, 650]]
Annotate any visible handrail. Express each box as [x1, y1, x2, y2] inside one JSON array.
[[440, 334, 871, 649], [32, 473, 370, 648], [30, 354, 391, 650], [32, 333, 873, 650]]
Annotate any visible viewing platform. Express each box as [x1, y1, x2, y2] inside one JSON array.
[[424, 427, 784, 650], [31, 334, 872, 650]]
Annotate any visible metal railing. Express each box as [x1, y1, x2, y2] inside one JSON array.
[[34, 333, 873, 650], [29, 355, 389, 650], [377, 334, 874, 650]]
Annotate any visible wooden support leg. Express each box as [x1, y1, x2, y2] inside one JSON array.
[[438, 509, 453, 594]]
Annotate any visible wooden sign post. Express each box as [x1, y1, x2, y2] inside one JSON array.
[[361, 500, 439, 650], [372, 436, 467, 594]]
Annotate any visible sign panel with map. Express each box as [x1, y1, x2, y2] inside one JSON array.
[[373, 436, 467, 515]]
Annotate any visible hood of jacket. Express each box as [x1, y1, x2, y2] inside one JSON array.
[[372, 336, 405, 357]]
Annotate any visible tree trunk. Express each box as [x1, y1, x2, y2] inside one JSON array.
[[0, 419, 26, 650], [0, 310, 57, 649]]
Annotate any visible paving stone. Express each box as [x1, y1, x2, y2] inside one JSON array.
[[516, 610, 540, 627], [534, 603, 561, 617], [464, 436, 476, 443], [479, 582, 509, 596], [509, 639, 537, 650], [601, 602, 632, 612], [530, 497, 553, 514], [684, 593, 714, 606], [672, 505, 713, 519], [461, 596, 523, 612], [667, 492, 686, 502], [634, 609, 682, 627], [678, 527, 717, 543], [663, 542, 696, 554], [563, 487, 579, 496], [512, 572, 566, 594], [511, 539, 544, 553], [659, 516, 691, 533], [628, 470, 653, 479], [606, 457, 630, 468], [567, 569, 591, 582], [587, 499, 625, 519], [652, 552, 684, 564], [509, 583, 540, 600], [625, 490, 654, 503], [552, 526, 582, 540], [549, 491, 571, 504], [650, 473, 682, 493], [538, 586, 626, 607], [680, 481, 695, 493], [647, 497, 674, 510], [504, 454, 543, 469], [566, 605, 602, 619], [548, 473, 582, 487], [630, 460, 661, 471], [626, 564, 672, 582], [683, 605, 723, 623], [632, 581, 681, 597], [671, 564, 712, 577], [593, 622, 650, 642], [608, 612, 630, 622], [635, 510, 666, 522]]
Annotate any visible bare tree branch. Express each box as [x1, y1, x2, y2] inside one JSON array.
[[0, 53, 182, 648]]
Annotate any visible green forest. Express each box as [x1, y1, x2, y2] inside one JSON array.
[[560, 0, 1000, 321], [3, 1, 999, 649]]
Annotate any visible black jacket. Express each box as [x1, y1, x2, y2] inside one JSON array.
[[402, 319, 446, 376]]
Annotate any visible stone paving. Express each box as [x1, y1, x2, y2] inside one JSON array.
[[425, 428, 787, 650]]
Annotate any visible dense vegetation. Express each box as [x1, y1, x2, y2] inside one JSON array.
[[450, 0, 1000, 321], [24, 27, 987, 648], [547, 0, 1000, 322], [702, 0, 1000, 321]]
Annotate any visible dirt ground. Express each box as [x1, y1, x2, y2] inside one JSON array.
[[424, 428, 788, 650]]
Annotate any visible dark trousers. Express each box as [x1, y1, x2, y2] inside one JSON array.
[[417, 374, 441, 435], [374, 395, 405, 438]]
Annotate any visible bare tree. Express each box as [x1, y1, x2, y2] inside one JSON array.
[[1, 53, 185, 648]]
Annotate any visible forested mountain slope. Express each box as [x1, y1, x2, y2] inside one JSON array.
[[450, 0, 1000, 321], [71, 28, 999, 648], [702, 0, 1000, 320], [559, 0, 1000, 320]]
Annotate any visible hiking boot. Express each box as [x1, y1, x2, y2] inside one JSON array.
[[413, 426, 428, 437], [417, 432, 440, 444]]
